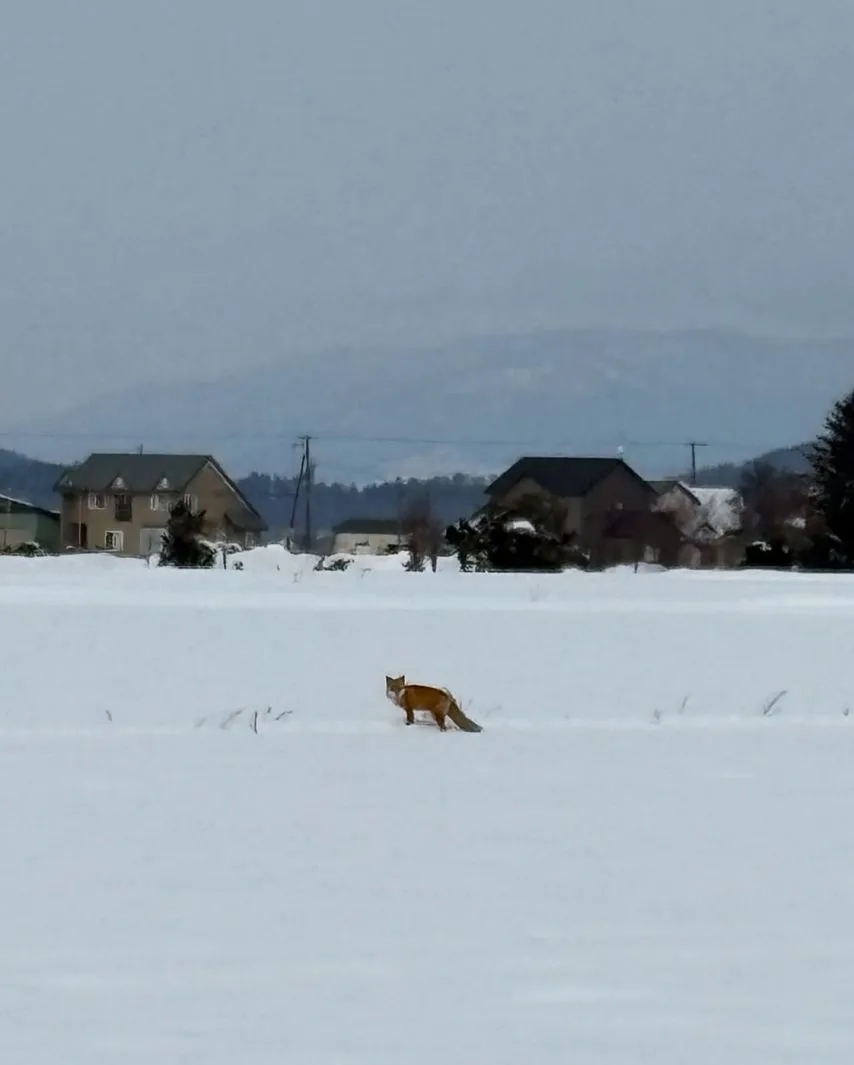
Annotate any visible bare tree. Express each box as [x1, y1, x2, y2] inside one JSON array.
[[401, 493, 443, 572], [738, 462, 809, 542]]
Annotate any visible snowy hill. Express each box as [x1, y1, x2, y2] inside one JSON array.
[[7, 328, 854, 480]]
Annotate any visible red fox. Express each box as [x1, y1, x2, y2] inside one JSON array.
[[385, 674, 483, 732]]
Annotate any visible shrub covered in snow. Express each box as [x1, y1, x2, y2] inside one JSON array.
[[446, 494, 589, 573], [741, 538, 793, 569], [314, 555, 353, 572], [1, 541, 44, 557]]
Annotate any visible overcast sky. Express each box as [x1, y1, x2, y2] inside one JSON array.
[[3, 0, 854, 422]]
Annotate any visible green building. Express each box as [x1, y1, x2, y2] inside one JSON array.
[[0, 493, 61, 553]]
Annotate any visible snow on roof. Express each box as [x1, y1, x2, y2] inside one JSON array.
[[690, 487, 742, 535]]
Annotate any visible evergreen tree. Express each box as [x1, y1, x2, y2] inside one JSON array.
[[811, 387, 854, 566], [445, 493, 589, 572], [158, 500, 215, 569]]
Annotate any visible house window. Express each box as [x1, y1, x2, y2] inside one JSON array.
[[104, 530, 124, 552], [114, 494, 133, 522], [150, 494, 174, 512], [183, 494, 198, 512], [88, 493, 106, 510]]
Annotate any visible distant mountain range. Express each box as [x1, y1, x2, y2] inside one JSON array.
[[0, 441, 815, 537], [4, 327, 852, 482], [693, 444, 812, 487]]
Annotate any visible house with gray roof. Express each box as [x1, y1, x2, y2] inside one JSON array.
[[486, 456, 656, 524], [54, 453, 267, 556]]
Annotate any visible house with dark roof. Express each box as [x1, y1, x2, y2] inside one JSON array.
[[484, 455, 682, 566], [486, 456, 657, 527], [330, 518, 402, 556], [54, 453, 267, 556]]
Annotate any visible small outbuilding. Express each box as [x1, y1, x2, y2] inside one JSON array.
[[0, 493, 61, 553], [330, 518, 402, 555]]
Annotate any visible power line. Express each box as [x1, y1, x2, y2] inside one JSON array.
[[0, 427, 788, 452]]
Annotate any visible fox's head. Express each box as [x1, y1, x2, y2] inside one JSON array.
[[385, 674, 406, 702]]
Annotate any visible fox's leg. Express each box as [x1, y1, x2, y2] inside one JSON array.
[[403, 703, 415, 726], [433, 703, 448, 731]]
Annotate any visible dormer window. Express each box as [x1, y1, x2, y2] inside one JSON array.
[[111, 476, 127, 490], [155, 476, 171, 490]]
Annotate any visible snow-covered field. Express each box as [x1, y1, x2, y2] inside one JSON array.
[[2, 547, 854, 1063]]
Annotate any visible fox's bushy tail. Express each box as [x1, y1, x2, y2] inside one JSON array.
[[444, 691, 483, 733]]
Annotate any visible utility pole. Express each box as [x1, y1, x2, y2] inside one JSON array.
[[290, 435, 313, 550], [289, 448, 306, 550], [303, 435, 313, 552], [686, 440, 708, 485]]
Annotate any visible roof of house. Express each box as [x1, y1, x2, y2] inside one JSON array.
[[690, 486, 742, 535], [333, 518, 401, 535], [55, 453, 212, 493], [0, 492, 60, 519], [649, 479, 701, 504], [225, 506, 267, 534], [486, 456, 651, 499]]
